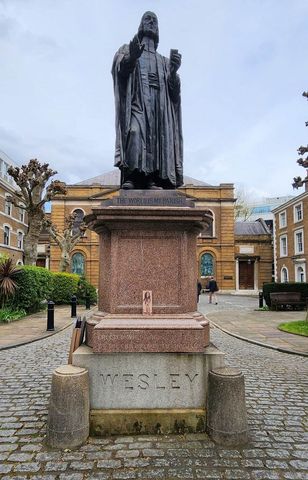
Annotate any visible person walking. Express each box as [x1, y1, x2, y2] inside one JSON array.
[[197, 279, 202, 303], [208, 276, 219, 304]]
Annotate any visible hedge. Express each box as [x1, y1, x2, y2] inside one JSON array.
[[77, 276, 97, 305], [11, 266, 54, 313], [50, 272, 80, 304], [11, 268, 97, 313], [263, 282, 308, 308]]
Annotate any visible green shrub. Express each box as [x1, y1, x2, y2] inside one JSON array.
[[263, 282, 308, 308], [51, 272, 79, 304], [0, 307, 26, 323], [11, 266, 54, 313], [77, 276, 97, 305]]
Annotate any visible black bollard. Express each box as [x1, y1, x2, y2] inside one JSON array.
[[259, 291, 263, 308], [71, 295, 77, 318], [47, 301, 55, 331], [85, 292, 91, 310]]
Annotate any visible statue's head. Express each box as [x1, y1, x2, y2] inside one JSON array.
[[138, 11, 159, 49]]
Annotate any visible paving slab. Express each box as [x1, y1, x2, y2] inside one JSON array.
[[0, 305, 94, 350], [198, 294, 308, 355]]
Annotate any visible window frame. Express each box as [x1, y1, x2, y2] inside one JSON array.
[[19, 204, 25, 223], [279, 234, 288, 257], [71, 251, 86, 276], [293, 202, 303, 223], [3, 225, 10, 246], [17, 230, 24, 250], [294, 228, 304, 255], [296, 265, 306, 283], [200, 251, 215, 278], [4, 195, 12, 216], [280, 266, 289, 283], [279, 210, 287, 228]]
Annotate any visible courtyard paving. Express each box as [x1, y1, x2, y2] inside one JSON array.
[[0, 304, 307, 479]]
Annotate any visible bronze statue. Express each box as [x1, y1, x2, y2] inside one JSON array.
[[112, 11, 183, 189]]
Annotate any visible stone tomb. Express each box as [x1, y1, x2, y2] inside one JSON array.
[[73, 190, 225, 435]]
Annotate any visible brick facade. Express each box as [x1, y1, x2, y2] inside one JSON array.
[[0, 152, 27, 264], [273, 190, 308, 282]]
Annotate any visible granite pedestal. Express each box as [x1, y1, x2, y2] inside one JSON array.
[[73, 190, 222, 435]]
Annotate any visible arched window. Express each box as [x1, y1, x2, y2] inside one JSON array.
[[3, 225, 10, 245], [200, 252, 214, 277], [200, 210, 214, 237], [72, 209, 85, 235], [281, 267, 288, 283], [296, 265, 305, 283], [5, 195, 11, 216], [17, 231, 24, 250], [71, 252, 85, 276]]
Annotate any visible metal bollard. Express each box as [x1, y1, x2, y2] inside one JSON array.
[[47, 301, 55, 331], [85, 292, 91, 310], [71, 295, 77, 318], [259, 291, 263, 308]]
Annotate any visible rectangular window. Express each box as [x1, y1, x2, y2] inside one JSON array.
[[3, 162, 9, 181], [279, 211, 286, 228], [19, 206, 25, 223], [4, 226, 10, 246], [294, 229, 304, 254], [294, 203, 303, 223], [280, 235, 287, 257], [17, 232, 23, 249], [5, 198, 11, 216]]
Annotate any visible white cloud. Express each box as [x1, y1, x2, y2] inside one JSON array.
[[0, 0, 308, 196]]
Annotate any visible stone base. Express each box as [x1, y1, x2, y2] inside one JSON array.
[[73, 344, 226, 410], [86, 312, 209, 353], [90, 408, 206, 436]]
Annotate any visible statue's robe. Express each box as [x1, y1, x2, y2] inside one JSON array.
[[112, 44, 183, 188]]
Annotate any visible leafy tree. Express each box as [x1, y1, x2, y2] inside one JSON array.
[[44, 213, 87, 272], [7, 159, 66, 265], [293, 91, 308, 189]]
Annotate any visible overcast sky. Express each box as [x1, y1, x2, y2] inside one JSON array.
[[1, 0, 308, 198]]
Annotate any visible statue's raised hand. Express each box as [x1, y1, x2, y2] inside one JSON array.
[[170, 49, 182, 76], [129, 34, 145, 61]]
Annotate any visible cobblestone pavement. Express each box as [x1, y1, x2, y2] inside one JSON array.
[[0, 323, 307, 479]]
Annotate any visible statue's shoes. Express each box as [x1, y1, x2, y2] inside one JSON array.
[[147, 181, 163, 190], [122, 180, 135, 189]]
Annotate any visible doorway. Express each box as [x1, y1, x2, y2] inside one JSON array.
[[239, 261, 254, 289]]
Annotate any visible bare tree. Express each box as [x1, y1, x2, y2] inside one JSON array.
[[8, 159, 67, 265], [234, 186, 253, 221], [44, 213, 87, 272], [293, 91, 308, 189]]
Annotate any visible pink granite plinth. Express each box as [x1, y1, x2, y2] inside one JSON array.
[[86, 190, 205, 315], [87, 312, 209, 353]]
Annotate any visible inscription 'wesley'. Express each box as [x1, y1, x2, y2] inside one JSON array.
[[100, 372, 199, 390]]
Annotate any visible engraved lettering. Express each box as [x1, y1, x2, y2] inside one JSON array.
[[100, 374, 118, 386], [137, 374, 150, 390], [185, 373, 198, 383], [170, 373, 180, 389], [114, 197, 186, 206], [154, 373, 166, 389], [123, 374, 134, 390]]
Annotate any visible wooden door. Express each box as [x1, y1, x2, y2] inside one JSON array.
[[36, 258, 46, 268], [239, 261, 254, 289]]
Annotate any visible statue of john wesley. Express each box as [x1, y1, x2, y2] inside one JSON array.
[[112, 11, 183, 190]]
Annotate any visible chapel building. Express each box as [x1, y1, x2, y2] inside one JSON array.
[[50, 170, 272, 293]]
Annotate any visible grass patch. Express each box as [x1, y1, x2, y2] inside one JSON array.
[[0, 307, 26, 323], [278, 320, 308, 337]]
